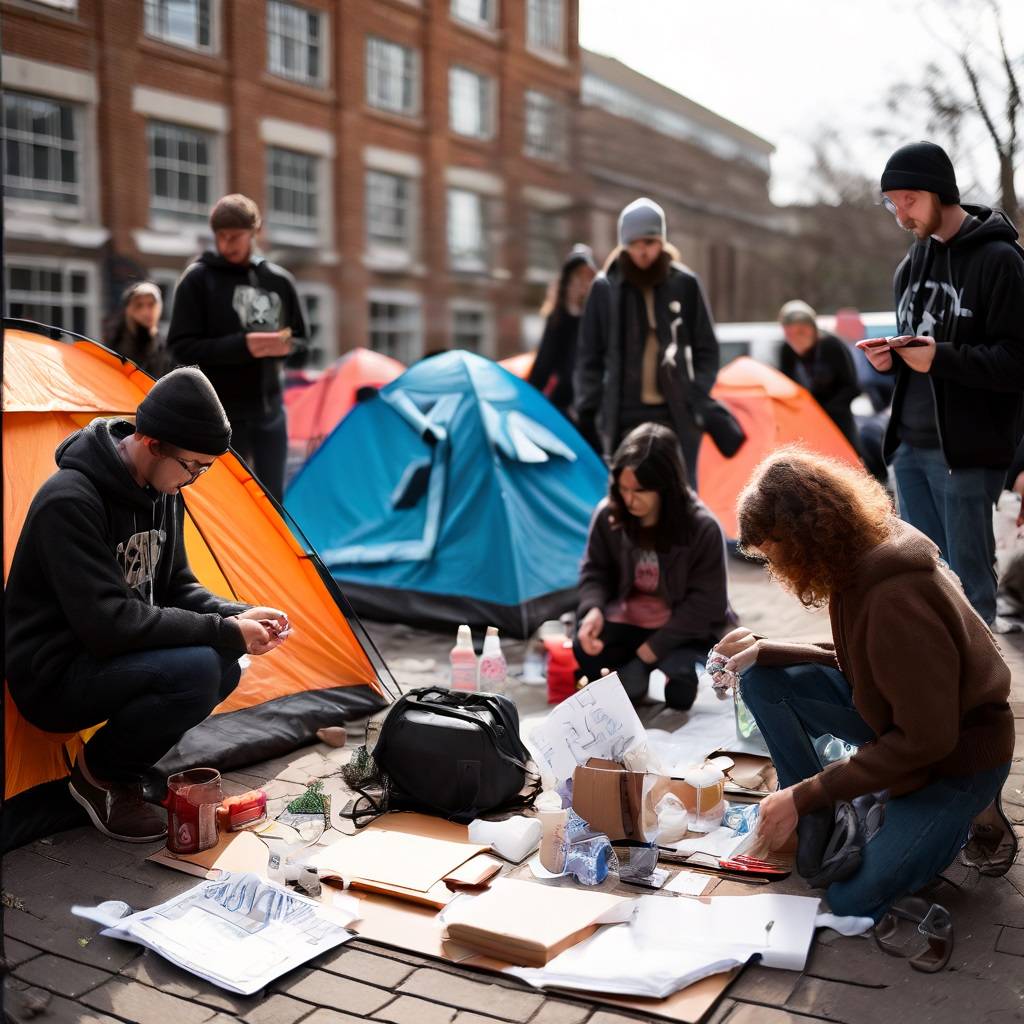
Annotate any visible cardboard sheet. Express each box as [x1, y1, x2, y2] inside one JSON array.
[[146, 829, 270, 880]]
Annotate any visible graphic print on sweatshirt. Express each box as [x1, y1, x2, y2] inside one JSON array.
[[117, 528, 166, 595], [634, 549, 660, 593], [232, 285, 283, 331], [897, 279, 974, 337]]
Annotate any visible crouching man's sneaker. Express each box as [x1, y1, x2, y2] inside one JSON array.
[[69, 756, 168, 843], [959, 796, 1019, 877]]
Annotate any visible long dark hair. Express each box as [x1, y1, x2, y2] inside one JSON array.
[[608, 423, 697, 550]]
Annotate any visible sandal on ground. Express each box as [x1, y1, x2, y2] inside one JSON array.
[[959, 794, 1019, 877], [873, 896, 953, 973]]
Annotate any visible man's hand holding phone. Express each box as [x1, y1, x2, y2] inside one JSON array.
[[246, 327, 293, 359]]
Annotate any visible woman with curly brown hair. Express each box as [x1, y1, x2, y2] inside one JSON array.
[[715, 447, 1015, 922]]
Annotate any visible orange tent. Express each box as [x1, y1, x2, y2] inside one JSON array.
[[287, 347, 404, 453], [2, 323, 388, 848], [499, 352, 536, 380], [697, 357, 861, 540]]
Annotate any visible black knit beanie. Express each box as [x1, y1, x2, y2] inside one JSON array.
[[135, 367, 232, 455], [880, 142, 960, 205]]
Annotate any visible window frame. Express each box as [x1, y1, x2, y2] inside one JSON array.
[[365, 168, 415, 252], [523, 89, 566, 163], [526, 205, 568, 278], [450, 300, 494, 357], [143, 0, 219, 55], [368, 292, 423, 364], [4, 257, 99, 340], [266, 0, 328, 88], [450, 0, 497, 30], [448, 65, 496, 140], [146, 119, 217, 223], [266, 145, 319, 238], [365, 36, 420, 117], [446, 187, 488, 273], [526, 0, 564, 56], [296, 281, 338, 369]]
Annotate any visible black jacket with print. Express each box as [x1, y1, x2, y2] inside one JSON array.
[[167, 252, 307, 420], [5, 418, 249, 719], [884, 205, 1024, 468]]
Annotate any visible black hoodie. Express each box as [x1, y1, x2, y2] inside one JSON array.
[[884, 205, 1024, 468], [167, 252, 307, 420], [5, 419, 249, 722]]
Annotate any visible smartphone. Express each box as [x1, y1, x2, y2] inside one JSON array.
[[856, 337, 891, 350]]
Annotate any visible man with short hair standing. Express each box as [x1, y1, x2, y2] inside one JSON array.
[[168, 194, 306, 501], [860, 141, 1024, 629]]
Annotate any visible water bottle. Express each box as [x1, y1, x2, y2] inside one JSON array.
[[564, 835, 615, 886], [813, 733, 858, 766]]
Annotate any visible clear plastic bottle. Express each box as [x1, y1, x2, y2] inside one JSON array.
[[478, 626, 508, 694], [536, 789, 568, 873], [813, 734, 858, 766], [449, 625, 478, 691]]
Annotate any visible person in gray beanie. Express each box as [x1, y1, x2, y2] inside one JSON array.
[[574, 197, 721, 480], [5, 366, 292, 844]]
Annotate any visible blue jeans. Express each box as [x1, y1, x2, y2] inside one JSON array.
[[891, 442, 1004, 624], [741, 663, 1010, 921], [22, 646, 241, 784]]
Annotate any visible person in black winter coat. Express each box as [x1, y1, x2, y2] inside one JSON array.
[[574, 198, 720, 480], [858, 141, 1024, 630], [103, 281, 171, 379], [4, 368, 291, 843], [167, 194, 306, 501], [528, 244, 597, 416], [776, 299, 863, 455]]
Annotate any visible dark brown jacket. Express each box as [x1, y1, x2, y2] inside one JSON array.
[[757, 521, 1014, 814], [577, 497, 730, 660]]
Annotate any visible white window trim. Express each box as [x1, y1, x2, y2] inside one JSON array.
[[260, 117, 335, 157], [445, 165, 503, 196], [450, 299, 495, 357], [143, 0, 221, 55], [365, 37, 421, 118], [5, 255, 100, 340], [367, 289, 423, 364], [296, 281, 338, 367], [449, 65, 497, 141], [264, 145, 333, 250], [364, 146, 422, 178], [146, 120, 226, 230], [521, 184, 570, 210], [450, 0, 498, 32], [447, 188, 488, 274], [266, 0, 330, 89], [525, 0, 567, 63], [132, 86, 229, 132], [364, 169, 418, 271], [525, 204, 569, 283], [1, 56, 98, 104], [523, 89, 567, 163]]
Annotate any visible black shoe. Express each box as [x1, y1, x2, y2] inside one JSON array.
[[959, 795, 1019, 877], [665, 675, 698, 711], [69, 757, 168, 843]]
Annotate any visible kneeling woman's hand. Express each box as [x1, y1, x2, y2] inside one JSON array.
[[577, 607, 605, 656], [715, 627, 760, 673], [756, 788, 798, 850]]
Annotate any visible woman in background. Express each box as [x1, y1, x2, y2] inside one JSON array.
[[103, 281, 170, 378]]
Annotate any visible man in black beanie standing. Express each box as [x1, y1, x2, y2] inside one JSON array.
[[5, 367, 291, 842], [859, 141, 1024, 631]]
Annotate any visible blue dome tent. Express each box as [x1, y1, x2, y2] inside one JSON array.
[[285, 351, 608, 637]]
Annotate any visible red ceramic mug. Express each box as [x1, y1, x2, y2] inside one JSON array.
[[162, 768, 223, 855]]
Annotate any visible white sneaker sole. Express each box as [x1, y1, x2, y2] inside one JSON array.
[[69, 781, 168, 844]]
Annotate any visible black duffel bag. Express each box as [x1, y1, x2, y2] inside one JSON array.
[[345, 687, 538, 824]]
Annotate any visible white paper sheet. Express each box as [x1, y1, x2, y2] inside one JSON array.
[[664, 870, 712, 896], [73, 872, 356, 995], [528, 674, 648, 782], [505, 892, 820, 997], [645, 680, 741, 772]]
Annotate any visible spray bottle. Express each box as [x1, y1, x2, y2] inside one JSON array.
[[478, 626, 508, 694], [449, 625, 478, 691]]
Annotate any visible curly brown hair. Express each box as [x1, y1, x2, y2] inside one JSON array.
[[736, 447, 895, 607]]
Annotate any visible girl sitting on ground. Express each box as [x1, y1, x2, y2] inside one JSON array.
[[717, 448, 1015, 922], [574, 422, 730, 709]]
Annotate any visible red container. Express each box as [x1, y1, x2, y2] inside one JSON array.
[[218, 789, 268, 832], [544, 637, 578, 705], [162, 768, 223, 855]]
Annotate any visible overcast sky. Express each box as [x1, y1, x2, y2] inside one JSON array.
[[579, 0, 1024, 205]]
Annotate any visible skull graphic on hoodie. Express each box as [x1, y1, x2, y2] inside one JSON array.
[[232, 284, 283, 331]]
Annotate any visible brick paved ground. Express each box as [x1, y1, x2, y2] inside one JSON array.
[[4, 558, 1023, 1023]]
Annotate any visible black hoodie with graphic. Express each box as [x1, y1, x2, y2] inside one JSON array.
[[167, 252, 307, 420], [5, 418, 249, 722], [884, 205, 1024, 468]]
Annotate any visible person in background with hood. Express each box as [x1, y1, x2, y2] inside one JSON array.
[[574, 198, 720, 480], [103, 280, 170, 379], [167, 194, 307, 501], [857, 142, 1024, 633], [716, 450, 1015, 925], [4, 368, 291, 843], [777, 299, 863, 456], [528, 244, 597, 417]]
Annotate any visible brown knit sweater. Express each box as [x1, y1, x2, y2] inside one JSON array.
[[756, 520, 1014, 815]]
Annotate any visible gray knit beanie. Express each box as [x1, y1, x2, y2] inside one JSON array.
[[618, 198, 667, 246], [135, 367, 232, 455]]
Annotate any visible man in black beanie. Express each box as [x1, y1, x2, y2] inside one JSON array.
[[859, 140, 1024, 631], [5, 367, 291, 842]]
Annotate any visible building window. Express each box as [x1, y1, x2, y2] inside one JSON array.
[[144, 0, 215, 52], [3, 91, 81, 206], [526, 0, 563, 54], [366, 37, 419, 116], [266, 146, 317, 232], [447, 189, 487, 272], [147, 120, 214, 221], [527, 208, 567, 272], [449, 67, 495, 139], [524, 90, 566, 162], [149, 269, 179, 331], [451, 0, 496, 28], [5, 261, 95, 337], [267, 0, 325, 86], [32, 0, 78, 9], [297, 285, 336, 368], [452, 306, 490, 354], [369, 297, 421, 363], [366, 170, 413, 249]]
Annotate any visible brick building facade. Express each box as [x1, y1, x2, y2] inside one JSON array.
[[2, 0, 797, 367]]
